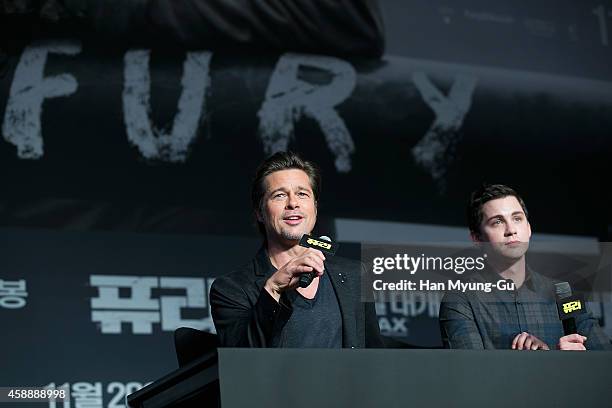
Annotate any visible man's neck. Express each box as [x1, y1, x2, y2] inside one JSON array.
[[488, 255, 527, 288], [267, 239, 304, 269]]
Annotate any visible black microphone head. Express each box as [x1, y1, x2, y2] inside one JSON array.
[[555, 282, 572, 299], [298, 234, 338, 255], [554, 282, 585, 336], [297, 235, 332, 288]]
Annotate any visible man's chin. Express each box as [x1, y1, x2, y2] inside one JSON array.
[[489, 248, 528, 262], [280, 229, 305, 242]]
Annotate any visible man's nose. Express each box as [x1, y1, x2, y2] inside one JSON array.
[[285, 192, 299, 208], [504, 221, 517, 236]]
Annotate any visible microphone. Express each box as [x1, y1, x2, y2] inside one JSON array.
[[554, 282, 585, 335], [297, 235, 337, 288]]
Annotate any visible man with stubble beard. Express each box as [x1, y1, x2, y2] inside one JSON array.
[[439, 184, 610, 350], [210, 151, 382, 348]]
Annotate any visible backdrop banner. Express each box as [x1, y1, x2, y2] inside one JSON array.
[[1, 42, 610, 236]]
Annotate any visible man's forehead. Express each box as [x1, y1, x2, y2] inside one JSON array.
[[482, 196, 524, 216], [264, 169, 313, 191]]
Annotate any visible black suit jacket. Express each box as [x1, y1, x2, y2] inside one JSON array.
[[210, 247, 382, 348]]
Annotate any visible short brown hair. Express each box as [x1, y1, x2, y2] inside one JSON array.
[[467, 184, 529, 236], [251, 151, 321, 236]]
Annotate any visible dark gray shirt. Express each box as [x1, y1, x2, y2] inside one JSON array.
[[279, 271, 342, 348]]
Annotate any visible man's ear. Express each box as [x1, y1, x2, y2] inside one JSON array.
[[255, 210, 263, 223], [527, 221, 532, 238], [470, 230, 482, 244]]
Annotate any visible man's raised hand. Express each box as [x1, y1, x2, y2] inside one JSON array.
[[264, 248, 325, 301]]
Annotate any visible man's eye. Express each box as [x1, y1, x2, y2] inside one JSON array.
[[513, 217, 522, 222], [298, 192, 309, 197], [492, 219, 502, 225], [273, 193, 286, 199]]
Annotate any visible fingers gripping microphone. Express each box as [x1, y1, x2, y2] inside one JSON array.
[[297, 235, 338, 288], [554, 282, 586, 335]]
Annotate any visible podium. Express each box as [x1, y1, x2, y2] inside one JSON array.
[[128, 349, 612, 408], [126, 349, 219, 408]]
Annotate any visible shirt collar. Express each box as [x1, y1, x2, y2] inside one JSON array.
[[481, 261, 541, 291], [254, 245, 277, 277]]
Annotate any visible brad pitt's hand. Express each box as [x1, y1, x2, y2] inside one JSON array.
[[264, 248, 325, 301]]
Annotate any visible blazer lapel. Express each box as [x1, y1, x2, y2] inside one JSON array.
[[326, 259, 357, 348]]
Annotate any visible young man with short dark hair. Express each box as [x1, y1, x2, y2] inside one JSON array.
[[440, 184, 610, 350]]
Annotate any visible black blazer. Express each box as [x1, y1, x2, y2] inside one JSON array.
[[210, 247, 383, 348]]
